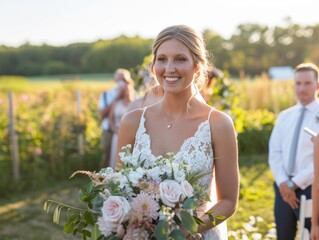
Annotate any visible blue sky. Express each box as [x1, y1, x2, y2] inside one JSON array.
[[0, 0, 318, 47]]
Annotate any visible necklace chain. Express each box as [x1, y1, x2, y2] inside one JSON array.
[[167, 115, 183, 129]]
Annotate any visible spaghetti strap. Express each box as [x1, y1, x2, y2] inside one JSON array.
[[140, 107, 147, 124], [142, 106, 148, 115], [136, 107, 148, 135], [208, 108, 215, 120]]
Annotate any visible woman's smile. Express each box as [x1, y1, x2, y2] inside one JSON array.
[[164, 76, 181, 84]]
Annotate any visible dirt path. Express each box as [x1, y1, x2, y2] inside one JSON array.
[[0, 182, 84, 240]]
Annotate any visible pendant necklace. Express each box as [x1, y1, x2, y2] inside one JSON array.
[[167, 115, 183, 129]]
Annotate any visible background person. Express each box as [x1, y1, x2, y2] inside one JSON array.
[[116, 25, 239, 239], [98, 68, 133, 168], [268, 63, 319, 239], [126, 74, 164, 112], [108, 83, 136, 168]]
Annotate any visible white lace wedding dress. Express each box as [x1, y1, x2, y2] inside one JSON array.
[[132, 107, 228, 239]]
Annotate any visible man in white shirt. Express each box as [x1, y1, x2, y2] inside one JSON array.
[[98, 68, 132, 168], [269, 63, 319, 239]]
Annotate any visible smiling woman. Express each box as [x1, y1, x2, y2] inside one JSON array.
[[116, 25, 239, 239]]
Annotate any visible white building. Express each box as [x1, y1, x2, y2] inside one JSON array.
[[268, 66, 294, 80]]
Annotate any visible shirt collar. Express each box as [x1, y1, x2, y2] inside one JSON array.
[[297, 98, 319, 113]]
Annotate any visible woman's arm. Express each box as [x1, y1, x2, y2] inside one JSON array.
[[115, 109, 143, 167], [311, 134, 319, 240], [199, 110, 239, 232]]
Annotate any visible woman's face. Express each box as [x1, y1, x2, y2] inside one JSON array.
[[153, 39, 197, 94]]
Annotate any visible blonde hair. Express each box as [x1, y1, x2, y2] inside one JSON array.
[[114, 68, 135, 86], [150, 25, 210, 90]]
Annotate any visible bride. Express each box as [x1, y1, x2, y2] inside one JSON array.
[[116, 25, 239, 239]]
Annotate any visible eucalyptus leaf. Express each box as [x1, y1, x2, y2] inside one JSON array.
[[169, 229, 186, 240], [64, 220, 74, 233], [182, 198, 199, 209], [84, 211, 95, 225], [154, 220, 169, 239], [180, 210, 198, 233], [208, 214, 216, 226], [173, 214, 181, 225], [193, 216, 205, 225], [91, 224, 101, 240]]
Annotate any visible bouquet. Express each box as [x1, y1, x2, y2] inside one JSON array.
[[44, 144, 222, 239]]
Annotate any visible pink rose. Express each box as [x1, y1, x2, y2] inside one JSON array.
[[159, 180, 183, 207], [97, 217, 118, 236], [180, 180, 194, 200], [101, 196, 131, 227]]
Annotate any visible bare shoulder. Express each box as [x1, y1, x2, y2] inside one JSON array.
[[121, 108, 144, 128], [209, 108, 235, 133], [127, 98, 144, 112], [118, 108, 145, 148]]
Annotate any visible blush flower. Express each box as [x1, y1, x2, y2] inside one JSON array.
[[159, 179, 183, 207], [131, 192, 160, 220], [180, 180, 194, 200], [98, 196, 131, 236]]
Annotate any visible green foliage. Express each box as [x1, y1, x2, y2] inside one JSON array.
[[236, 109, 275, 154], [0, 76, 30, 92], [154, 220, 169, 239], [0, 82, 103, 197], [228, 154, 275, 239], [1, 22, 319, 77], [208, 73, 277, 154], [43, 180, 108, 240]]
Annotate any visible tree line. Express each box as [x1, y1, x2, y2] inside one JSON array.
[[0, 20, 318, 77]]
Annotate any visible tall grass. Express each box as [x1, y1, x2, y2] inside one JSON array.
[[234, 78, 296, 114]]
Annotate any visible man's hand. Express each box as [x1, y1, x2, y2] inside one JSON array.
[[279, 182, 299, 209]]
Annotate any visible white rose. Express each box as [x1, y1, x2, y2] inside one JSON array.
[[101, 196, 131, 226], [159, 180, 183, 207], [173, 169, 186, 183], [180, 180, 194, 200]]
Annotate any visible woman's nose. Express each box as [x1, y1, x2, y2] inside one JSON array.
[[165, 61, 176, 73]]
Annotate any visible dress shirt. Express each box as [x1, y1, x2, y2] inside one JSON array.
[[269, 99, 319, 189], [98, 87, 119, 131]]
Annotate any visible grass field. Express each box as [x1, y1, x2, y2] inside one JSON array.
[[0, 74, 114, 92]]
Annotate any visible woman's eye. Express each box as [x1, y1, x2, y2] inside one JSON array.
[[157, 57, 166, 62], [176, 58, 186, 62]]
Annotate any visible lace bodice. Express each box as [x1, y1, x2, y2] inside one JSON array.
[[132, 107, 228, 239]]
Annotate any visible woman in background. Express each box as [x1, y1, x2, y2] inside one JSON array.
[[108, 83, 135, 168]]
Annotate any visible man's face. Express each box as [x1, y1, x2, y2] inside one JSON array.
[[295, 70, 319, 105]]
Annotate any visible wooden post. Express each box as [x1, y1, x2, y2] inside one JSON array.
[[8, 92, 20, 182], [76, 90, 84, 161]]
